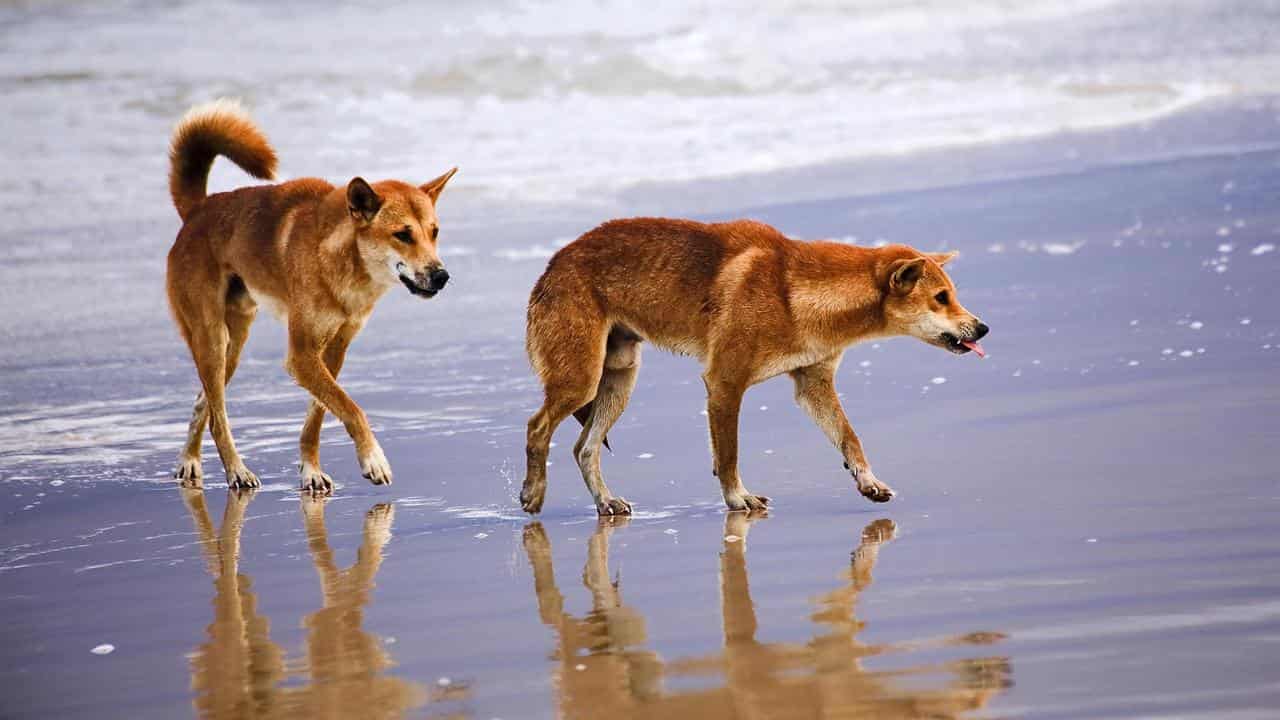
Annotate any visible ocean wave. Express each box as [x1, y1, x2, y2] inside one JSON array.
[[410, 50, 765, 99], [2, 0, 1277, 229]]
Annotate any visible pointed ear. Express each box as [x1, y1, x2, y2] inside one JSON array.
[[888, 257, 926, 294], [347, 177, 382, 223], [929, 250, 959, 266], [420, 167, 458, 204]]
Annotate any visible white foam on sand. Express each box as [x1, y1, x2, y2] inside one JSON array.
[[629, 509, 678, 520], [396, 496, 448, 508], [1042, 241, 1086, 256], [441, 505, 525, 521], [493, 237, 574, 262], [492, 245, 560, 261]]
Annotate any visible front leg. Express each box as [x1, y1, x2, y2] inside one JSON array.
[[298, 327, 358, 494], [790, 359, 894, 503], [287, 326, 391, 485], [704, 374, 770, 511], [298, 400, 336, 494]]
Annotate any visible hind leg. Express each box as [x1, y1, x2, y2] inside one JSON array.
[[201, 337, 258, 488], [178, 292, 257, 489], [522, 275, 611, 513], [522, 380, 599, 514], [174, 296, 256, 487], [521, 338, 607, 514], [573, 334, 641, 515], [175, 393, 209, 487]]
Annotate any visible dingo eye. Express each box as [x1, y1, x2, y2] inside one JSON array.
[[393, 229, 413, 244], [934, 290, 950, 306], [430, 226, 439, 241]]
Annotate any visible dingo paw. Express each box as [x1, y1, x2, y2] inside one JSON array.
[[175, 456, 203, 488], [724, 490, 770, 512], [359, 445, 393, 485], [520, 482, 546, 514], [226, 464, 260, 489], [852, 465, 894, 503], [595, 496, 633, 516], [300, 463, 333, 494]]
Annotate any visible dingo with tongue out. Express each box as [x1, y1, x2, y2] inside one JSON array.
[[521, 217, 989, 517], [882, 249, 990, 359]]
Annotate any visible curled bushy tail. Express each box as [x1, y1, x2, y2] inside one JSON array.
[[168, 99, 277, 220]]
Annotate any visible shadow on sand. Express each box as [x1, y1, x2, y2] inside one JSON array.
[[179, 490, 464, 719], [523, 513, 1012, 719]]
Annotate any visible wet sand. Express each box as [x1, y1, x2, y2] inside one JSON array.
[[4, 102, 1280, 718]]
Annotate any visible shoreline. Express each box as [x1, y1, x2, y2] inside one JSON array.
[[621, 93, 1280, 219], [2, 95, 1278, 376]]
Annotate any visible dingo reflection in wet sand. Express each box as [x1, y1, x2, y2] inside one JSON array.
[[522, 515, 1011, 718], [179, 491, 455, 719]]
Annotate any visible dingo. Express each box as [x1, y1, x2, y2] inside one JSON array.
[[166, 100, 456, 492], [521, 218, 988, 515]]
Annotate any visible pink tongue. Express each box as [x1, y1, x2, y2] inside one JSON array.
[[960, 340, 986, 358]]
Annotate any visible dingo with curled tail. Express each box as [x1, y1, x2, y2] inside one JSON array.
[[166, 99, 457, 493], [521, 217, 988, 515]]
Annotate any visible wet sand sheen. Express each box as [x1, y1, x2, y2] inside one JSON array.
[[173, 490, 1009, 719], [180, 492, 434, 719], [520, 515, 1009, 719]]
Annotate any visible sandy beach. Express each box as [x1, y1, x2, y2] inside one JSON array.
[[4, 1, 1280, 718]]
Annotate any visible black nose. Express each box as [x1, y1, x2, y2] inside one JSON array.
[[973, 322, 989, 340], [428, 267, 449, 289]]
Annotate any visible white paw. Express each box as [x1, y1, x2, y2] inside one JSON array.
[[595, 496, 633, 516], [723, 488, 770, 512], [226, 464, 260, 489], [300, 462, 334, 494], [853, 466, 894, 503], [174, 455, 203, 488], [359, 444, 393, 485]]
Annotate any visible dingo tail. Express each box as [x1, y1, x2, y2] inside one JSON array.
[[168, 99, 277, 221]]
